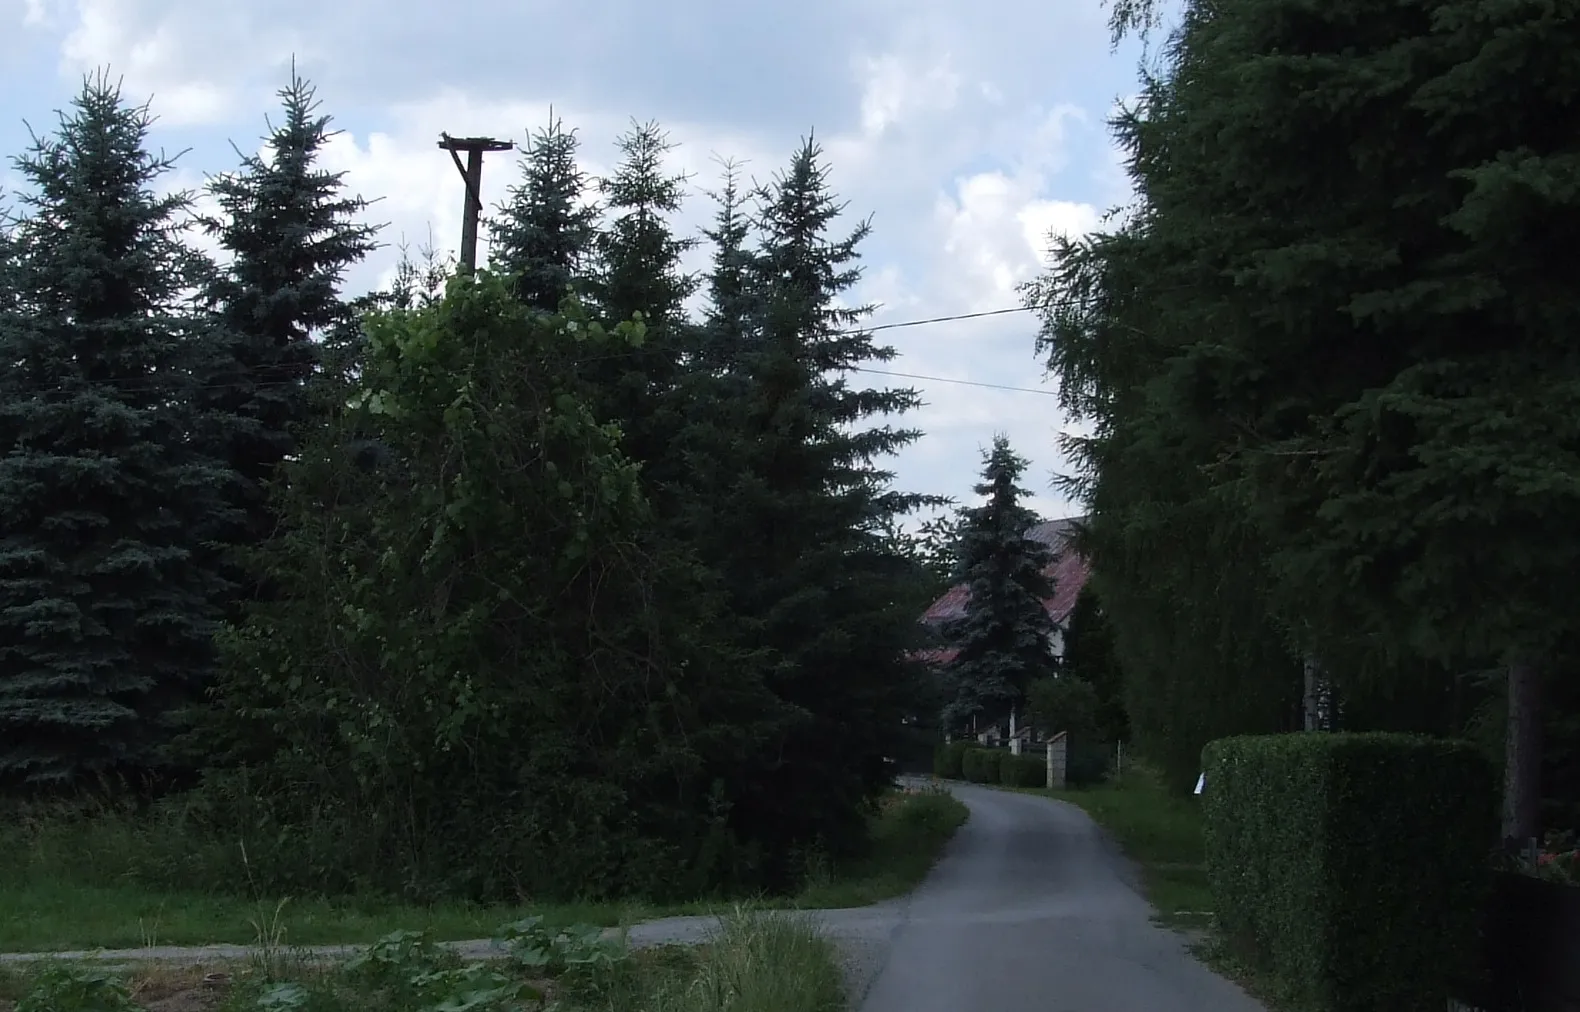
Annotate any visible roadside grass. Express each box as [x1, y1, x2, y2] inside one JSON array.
[[1013, 765, 1214, 931], [0, 785, 966, 954], [793, 785, 968, 909], [1009, 766, 1299, 1008], [0, 910, 845, 1012]]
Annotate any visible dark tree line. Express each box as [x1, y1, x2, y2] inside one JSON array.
[[1038, 0, 1580, 844], [0, 71, 940, 901]]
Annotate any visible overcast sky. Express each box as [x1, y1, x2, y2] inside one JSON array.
[[1, 0, 1165, 523]]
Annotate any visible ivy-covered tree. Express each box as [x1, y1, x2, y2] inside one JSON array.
[[198, 67, 379, 575], [938, 435, 1057, 734], [0, 75, 233, 786], [489, 115, 599, 311], [195, 272, 786, 901]]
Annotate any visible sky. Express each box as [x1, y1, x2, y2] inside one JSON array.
[[0, 0, 1164, 523]]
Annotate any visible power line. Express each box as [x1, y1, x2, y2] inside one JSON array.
[[862, 306, 1033, 333], [852, 366, 1058, 396], [10, 302, 1063, 396]]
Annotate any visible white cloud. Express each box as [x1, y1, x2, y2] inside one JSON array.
[[855, 51, 963, 137], [3, 0, 1146, 520], [56, 0, 310, 127]]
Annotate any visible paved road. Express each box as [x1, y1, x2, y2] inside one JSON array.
[[1, 781, 1263, 1011], [839, 780, 1265, 1012]]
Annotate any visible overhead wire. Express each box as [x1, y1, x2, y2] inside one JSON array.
[[10, 300, 1075, 396]]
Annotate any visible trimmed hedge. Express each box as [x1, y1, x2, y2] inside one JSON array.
[[933, 741, 972, 779], [1066, 741, 1113, 787], [961, 747, 1003, 784], [1202, 733, 1495, 1012], [1000, 753, 1046, 788]]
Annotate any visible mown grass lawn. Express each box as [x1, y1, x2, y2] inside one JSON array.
[[0, 787, 967, 953]]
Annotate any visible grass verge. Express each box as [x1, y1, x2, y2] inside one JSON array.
[[0, 785, 966, 953], [794, 784, 968, 909], [1016, 766, 1213, 932], [0, 910, 846, 1012], [1008, 766, 1297, 1007]]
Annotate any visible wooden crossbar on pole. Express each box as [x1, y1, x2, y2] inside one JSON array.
[[437, 133, 514, 272]]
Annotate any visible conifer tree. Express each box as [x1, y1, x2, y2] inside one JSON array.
[[695, 158, 757, 372], [489, 115, 599, 310], [700, 138, 935, 876], [582, 121, 699, 499], [199, 67, 379, 565], [939, 435, 1057, 734], [0, 75, 232, 785]]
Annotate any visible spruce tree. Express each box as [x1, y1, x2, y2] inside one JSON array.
[[0, 75, 232, 785], [695, 158, 757, 372], [939, 435, 1058, 734], [582, 121, 699, 500], [199, 67, 379, 565], [701, 137, 935, 877], [1030, 0, 1580, 819], [489, 115, 599, 311]]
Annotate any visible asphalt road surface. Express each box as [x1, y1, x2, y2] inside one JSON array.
[[839, 780, 1266, 1012]]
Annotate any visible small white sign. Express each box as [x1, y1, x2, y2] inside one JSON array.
[[1194, 772, 1205, 795]]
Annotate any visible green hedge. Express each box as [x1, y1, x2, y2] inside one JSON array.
[[1066, 741, 1113, 787], [1202, 733, 1495, 1012], [933, 741, 972, 779], [1000, 753, 1046, 787], [961, 747, 1003, 784]]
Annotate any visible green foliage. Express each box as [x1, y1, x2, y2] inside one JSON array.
[[1066, 741, 1114, 789], [1202, 733, 1497, 1012], [1028, 677, 1099, 744], [196, 65, 379, 562], [1000, 753, 1046, 788], [16, 964, 141, 1012], [933, 740, 972, 779], [191, 273, 776, 903], [960, 748, 1003, 785], [1060, 585, 1128, 742], [1024, 0, 1580, 801], [490, 114, 600, 311], [683, 137, 938, 884], [0, 73, 233, 786], [939, 436, 1057, 733]]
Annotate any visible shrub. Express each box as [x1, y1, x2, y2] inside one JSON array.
[[960, 748, 1003, 784], [933, 741, 972, 779], [999, 754, 1046, 788], [1202, 732, 1495, 1012], [1067, 741, 1113, 788]]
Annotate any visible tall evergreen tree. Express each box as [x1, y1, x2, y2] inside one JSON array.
[[695, 158, 757, 372], [698, 137, 935, 877], [582, 121, 699, 500], [489, 115, 599, 311], [198, 67, 379, 566], [1032, 0, 1580, 828], [0, 75, 233, 785], [938, 435, 1057, 733]]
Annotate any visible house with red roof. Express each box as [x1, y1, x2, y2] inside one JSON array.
[[916, 515, 1092, 744]]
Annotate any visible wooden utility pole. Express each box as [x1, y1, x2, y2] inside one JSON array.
[[436, 133, 514, 272]]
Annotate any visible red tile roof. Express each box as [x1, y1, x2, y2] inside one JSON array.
[[919, 515, 1091, 631]]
